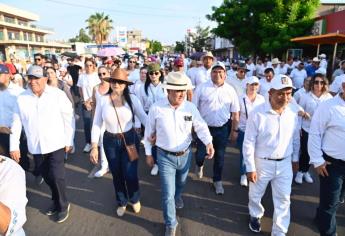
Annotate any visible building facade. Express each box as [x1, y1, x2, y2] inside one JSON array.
[[0, 3, 70, 61]]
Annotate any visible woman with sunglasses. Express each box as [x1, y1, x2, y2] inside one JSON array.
[[126, 57, 140, 83], [237, 76, 265, 187], [90, 68, 147, 217], [89, 66, 111, 178], [138, 63, 166, 176], [295, 73, 332, 184], [77, 59, 100, 153]]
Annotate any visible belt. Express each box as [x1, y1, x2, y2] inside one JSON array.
[[262, 157, 286, 162], [104, 129, 133, 139], [323, 152, 345, 165], [158, 145, 190, 157]]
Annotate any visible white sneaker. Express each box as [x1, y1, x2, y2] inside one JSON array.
[[116, 206, 126, 217], [150, 164, 159, 176], [213, 181, 224, 195], [140, 139, 145, 145], [195, 165, 204, 179], [94, 168, 109, 178], [83, 143, 92, 153], [303, 172, 314, 184], [132, 201, 141, 214], [240, 174, 248, 187], [295, 171, 303, 184]]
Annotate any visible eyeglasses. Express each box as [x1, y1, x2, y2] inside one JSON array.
[[149, 71, 160, 76], [28, 75, 40, 80], [249, 83, 259, 86], [110, 80, 126, 85], [34, 58, 41, 61], [98, 72, 107, 77], [128, 61, 136, 64], [314, 80, 325, 85]]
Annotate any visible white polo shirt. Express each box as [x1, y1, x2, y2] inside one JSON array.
[[10, 86, 75, 154], [243, 102, 300, 172], [238, 93, 265, 132], [226, 74, 247, 97], [144, 98, 212, 155], [0, 156, 27, 236], [290, 68, 307, 89], [192, 80, 240, 127], [308, 94, 345, 167]]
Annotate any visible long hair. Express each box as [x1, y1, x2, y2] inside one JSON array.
[[107, 85, 135, 122], [309, 73, 329, 94], [144, 71, 164, 96]]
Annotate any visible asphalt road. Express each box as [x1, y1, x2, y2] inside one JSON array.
[[23, 127, 345, 236]]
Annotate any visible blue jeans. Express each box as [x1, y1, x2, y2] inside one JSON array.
[[157, 147, 192, 228], [81, 107, 91, 144], [195, 122, 230, 182], [316, 157, 345, 236], [103, 129, 140, 207], [236, 130, 246, 175]]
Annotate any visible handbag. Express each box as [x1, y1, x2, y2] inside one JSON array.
[[110, 97, 139, 162]]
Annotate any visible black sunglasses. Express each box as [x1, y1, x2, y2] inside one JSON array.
[[34, 58, 41, 61], [149, 71, 160, 76], [28, 75, 41, 80], [110, 80, 126, 85], [128, 61, 136, 64], [314, 80, 325, 85]]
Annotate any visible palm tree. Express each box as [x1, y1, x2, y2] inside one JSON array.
[[86, 12, 113, 46]]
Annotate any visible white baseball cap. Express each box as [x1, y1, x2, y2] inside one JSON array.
[[315, 67, 327, 75], [319, 53, 326, 58], [270, 75, 294, 90], [312, 57, 320, 62], [246, 76, 260, 85], [211, 61, 226, 71]]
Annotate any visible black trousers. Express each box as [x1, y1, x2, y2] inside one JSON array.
[[33, 148, 69, 212], [0, 132, 30, 171], [299, 129, 310, 172]]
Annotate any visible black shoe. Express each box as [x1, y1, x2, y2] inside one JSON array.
[[45, 204, 58, 216], [249, 216, 261, 233], [56, 204, 70, 223]]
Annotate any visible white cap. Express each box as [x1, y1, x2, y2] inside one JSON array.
[[211, 61, 226, 71], [315, 67, 327, 75], [270, 75, 294, 90], [312, 57, 320, 62], [271, 58, 281, 65], [319, 53, 326, 58], [246, 76, 260, 85]]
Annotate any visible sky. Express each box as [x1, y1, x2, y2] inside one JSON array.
[[1, 0, 224, 45]]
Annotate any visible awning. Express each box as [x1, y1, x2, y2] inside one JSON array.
[[290, 32, 345, 45]]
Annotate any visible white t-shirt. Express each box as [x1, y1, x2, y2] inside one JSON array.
[[290, 68, 307, 89], [77, 72, 101, 101]]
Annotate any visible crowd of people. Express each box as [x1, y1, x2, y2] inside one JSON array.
[[0, 50, 344, 236]]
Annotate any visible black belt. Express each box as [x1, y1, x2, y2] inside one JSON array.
[[104, 129, 133, 139], [158, 145, 190, 157], [262, 157, 286, 161], [323, 151, 345, 165], [209, 120, 231, 129]]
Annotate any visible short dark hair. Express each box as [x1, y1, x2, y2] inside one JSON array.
[[34, 53, 44, 58], [264, 67, 274, 75]]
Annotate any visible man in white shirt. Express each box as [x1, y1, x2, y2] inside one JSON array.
[[308, 76, 345, 236], [226, 61, 248, 97], [193, 62, 240, 194], [329, 74, 345, 96], [255, 59, 266, 80], [10, 65, 75, 224], [0, 155, 27, 236], [290, 62, 307, 89], [319, 53, 328, 70], [243, 75, 300, 235], [246, 58, 256, 77], [258, 67, 275, 98], [144, 72, 214, 236], [190, 52, 214, 89], [271, 58, 281, 75]]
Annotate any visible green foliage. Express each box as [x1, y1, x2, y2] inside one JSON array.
[[69, 28, 91, 43], [147, 40, 163, 54], [207, 0, 320, 57], [86, 12, 113, 45], [175, 41, 186, 53], [189, 25, 212, 52]]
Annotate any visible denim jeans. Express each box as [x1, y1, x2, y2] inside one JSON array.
[[81, 106, 92, 144], [103, 129, 140, 207], [156, 147, 192, 228], [236, 130, 246, 175], [195, 122, 230, 182], [316, 158, 345, 236]]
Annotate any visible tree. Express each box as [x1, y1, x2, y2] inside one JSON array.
[[207, 0, 320, 57], [147, 40, 163, 54], [188, 25, 211, 52], [175, 41, 185, 53], [86, 12, 113, 46], [69, 28, 91, 43]]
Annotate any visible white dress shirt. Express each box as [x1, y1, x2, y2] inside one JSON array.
[[10, 86, 75, 154], [138, 83, 167, 112], [238, 93, 265, 132], [290, 68, 307, 89], [144, 98, 212, 155], [187, 67, 199, 86], [293, 87, 308, 104], [192, 66, 211, 88], [255, 64, 265, 79], [128, 69, 140, 83], [243, 102, 300, 172], [258, 78, 271, 97], [246, 63, 256, 77], [308, 94, 345, 167], [192, 80, 240, 127], [0, 156, 27, 236], [91, 94, 147, 143], [226, 74, 247, 97], [273, 66, 281, 76], [329, 74, 345, 94], [77, 72, 100, 101], [0, 82, 24, 128], [299, 92, 332, 132]]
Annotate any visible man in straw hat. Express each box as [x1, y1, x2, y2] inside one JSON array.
[[190, 51, 214, 89], [144, 72, 214, 236], [243, 74, 300, 235]]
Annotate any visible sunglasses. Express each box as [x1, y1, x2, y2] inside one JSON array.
[[110, 80, 126, 85], [314, 80, 325, 85], [128, 61, 136, 64], [249, 83, 259, 86], [149, 71, 160, 76], [98, 72, 107, 77], [34, 58, 41, 61], [28, 75, 41, 80]]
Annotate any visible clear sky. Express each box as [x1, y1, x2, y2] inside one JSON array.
[[1, 0, 224, 45]]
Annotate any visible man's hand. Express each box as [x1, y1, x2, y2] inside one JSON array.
[[146, 155, 154, 167], [147, 133, 156, 145], [10, 150, 21, 163], [247, 171, 257, 183], [65, 146, 73, 153], [230, 130, 238, 143], [292, 162, 299, 173], [89, 148, 99, 165], [315, 162, 330, 177], [205, 143, 214, 159]]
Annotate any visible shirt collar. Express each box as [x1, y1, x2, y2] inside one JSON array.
[[163, 97, 186, 110]]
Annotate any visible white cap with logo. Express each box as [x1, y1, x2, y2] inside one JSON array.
[[269, 75, 294, 90]]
